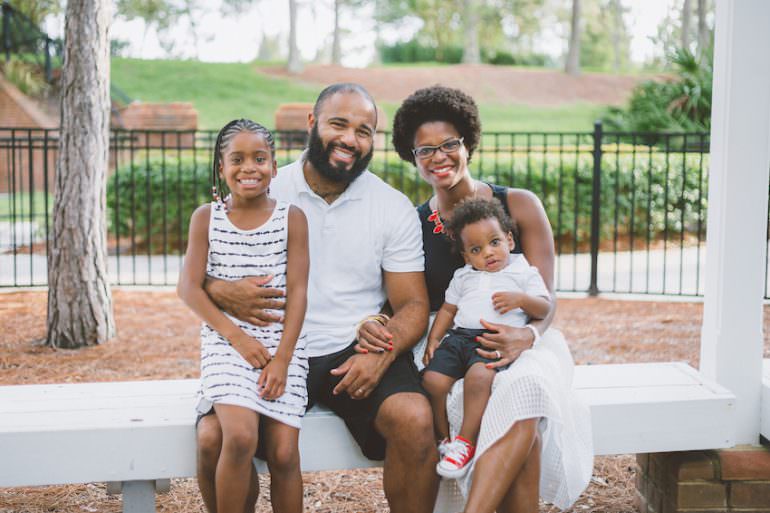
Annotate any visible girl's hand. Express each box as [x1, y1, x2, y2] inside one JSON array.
[[491, 291, 524, 314], [259, 356, 289, 400], [422, 339, 440, 367], [475, 319, 536, 369], [230, 332, 271, 369], [354, 319, 393, 354]]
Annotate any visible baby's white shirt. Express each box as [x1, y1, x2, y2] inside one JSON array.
[[444, 254, 550, 330]]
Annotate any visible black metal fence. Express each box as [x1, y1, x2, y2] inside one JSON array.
[[0, 124, 725, 296]]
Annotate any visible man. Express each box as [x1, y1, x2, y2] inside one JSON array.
[[196, 83, 438, 513]]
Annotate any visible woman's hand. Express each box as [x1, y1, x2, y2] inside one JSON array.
[[475, 319, 536, 369], [354, 319, 393, 354], [259, 355, 289, 400]]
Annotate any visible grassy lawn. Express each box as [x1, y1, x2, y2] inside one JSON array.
[[0, 192, 52, 218], [112, 58, 321, 130], [112, 58, 604, 132]]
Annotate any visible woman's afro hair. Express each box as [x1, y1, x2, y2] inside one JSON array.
[[391, 85, 481, 165]]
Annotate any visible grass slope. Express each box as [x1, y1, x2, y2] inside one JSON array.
[[112, 58, 604, 132]]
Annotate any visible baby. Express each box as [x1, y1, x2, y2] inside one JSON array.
[[422, 197, 551, 479]]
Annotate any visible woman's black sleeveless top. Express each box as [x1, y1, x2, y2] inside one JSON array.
[[417, 183, 522, 312]]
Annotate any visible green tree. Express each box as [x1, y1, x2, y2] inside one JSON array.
[[115, 0, 179, 53], [10, 0, 61, 27]]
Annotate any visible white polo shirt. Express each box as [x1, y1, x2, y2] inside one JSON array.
[[271, 157, 424, 357], [445, 254, 550, 330]]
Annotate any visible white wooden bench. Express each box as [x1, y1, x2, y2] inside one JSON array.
[[0, 362, 738, 513]]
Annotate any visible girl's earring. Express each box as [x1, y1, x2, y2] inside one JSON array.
[[211, 186, 219, 202]]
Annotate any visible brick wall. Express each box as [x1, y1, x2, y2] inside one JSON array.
[[112, 102, 198, 149], [0, 76, 57, 193], [636, 446, 770, 513]]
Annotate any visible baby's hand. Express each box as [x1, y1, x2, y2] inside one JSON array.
[[492, 291, 524, 314], [259, 355, 289, 400], [230, 331, 271, 369], [422, 339, 441, 367]]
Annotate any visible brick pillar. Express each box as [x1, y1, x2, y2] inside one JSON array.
[[635, 446, 770, 513]]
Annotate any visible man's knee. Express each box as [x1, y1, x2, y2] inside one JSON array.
[[377, 393, 434, 450], [197, 414, 223, 465]]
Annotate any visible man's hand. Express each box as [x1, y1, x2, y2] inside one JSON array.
[[330, 353, 391, 399], [229, 331, 272, 370], [206, 274, 285, 326], [491, 291, 524, 314], [475, 318, 536, 369]]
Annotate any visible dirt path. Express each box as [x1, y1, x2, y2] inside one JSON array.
[[259, 64, 651, 106]]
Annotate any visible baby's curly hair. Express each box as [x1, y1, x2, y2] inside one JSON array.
[[391, 85, 481, 165], [445, 198, 517, 254]]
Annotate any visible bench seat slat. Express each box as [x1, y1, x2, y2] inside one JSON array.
[[0, 362, 737, 488]]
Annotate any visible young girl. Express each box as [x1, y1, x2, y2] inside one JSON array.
[[177, 119, 309, 513], [422, 198, 551, 479]]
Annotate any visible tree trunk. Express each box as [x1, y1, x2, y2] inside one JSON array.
[[565, 0, 581, 75], [697, 0, 709, 56], [287, 0, 303, 74], [332, 0, 342, 65], [611, 0, 622, 72], [461, 0, 481, 64], [47, 0, 115, 349], [681, 0, 692, 50]]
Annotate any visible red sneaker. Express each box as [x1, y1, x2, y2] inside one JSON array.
[[436, 436, 475, 479]]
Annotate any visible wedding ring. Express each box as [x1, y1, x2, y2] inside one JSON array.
[[494, 350, 501, 360]]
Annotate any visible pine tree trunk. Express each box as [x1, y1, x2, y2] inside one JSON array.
[[611, 0, 622, 72], [332, 0, 342, 65], [565, 0, 581, 76], [461, 0, 481, 64], [47, 0, 115, 349], [287, 0, 303, 74], [697, 0, 709, 56], [681, 0, 692, 50]]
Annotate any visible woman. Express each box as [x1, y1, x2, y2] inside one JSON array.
[[360, 86, 593, 512]]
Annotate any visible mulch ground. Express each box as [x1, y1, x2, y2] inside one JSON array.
[[258, 64, 650, 106], [2, 290, 769, 512]]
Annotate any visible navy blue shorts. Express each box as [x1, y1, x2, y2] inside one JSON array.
[[424, 327, 510, 379]]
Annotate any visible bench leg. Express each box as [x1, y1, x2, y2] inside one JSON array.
[[121, 480, 156, 513], [433, 478, 465, 513]]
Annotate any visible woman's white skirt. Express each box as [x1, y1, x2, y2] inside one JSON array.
[[415, 328, 594, 510]]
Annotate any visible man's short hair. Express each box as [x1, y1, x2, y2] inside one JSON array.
[[313, 83, 378, 126]]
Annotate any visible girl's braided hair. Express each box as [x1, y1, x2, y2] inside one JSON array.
[[211, 118, 275, 201]]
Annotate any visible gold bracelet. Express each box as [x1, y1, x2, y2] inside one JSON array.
[[355, 314, 391, 338]]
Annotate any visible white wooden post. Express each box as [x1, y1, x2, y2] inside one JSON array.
[[700, 0, 770, 445]]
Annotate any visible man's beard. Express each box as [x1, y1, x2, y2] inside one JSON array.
[[306, 123, 373, 185]]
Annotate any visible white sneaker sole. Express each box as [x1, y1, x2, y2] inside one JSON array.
[[436, 461, 471, 479]]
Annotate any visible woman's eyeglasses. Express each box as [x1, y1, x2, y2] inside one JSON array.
[[412, 137, 464, 160]]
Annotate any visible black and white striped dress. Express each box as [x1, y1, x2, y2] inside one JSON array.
[[196, 200, 308, 429]]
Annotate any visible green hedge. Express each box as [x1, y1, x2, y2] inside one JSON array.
[[107, 151, 709, 254]]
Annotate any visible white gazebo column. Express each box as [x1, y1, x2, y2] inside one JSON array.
[[700, 0, 770, 445]]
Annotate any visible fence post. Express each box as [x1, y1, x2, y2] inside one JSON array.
[[589, 121, 602, 296]]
